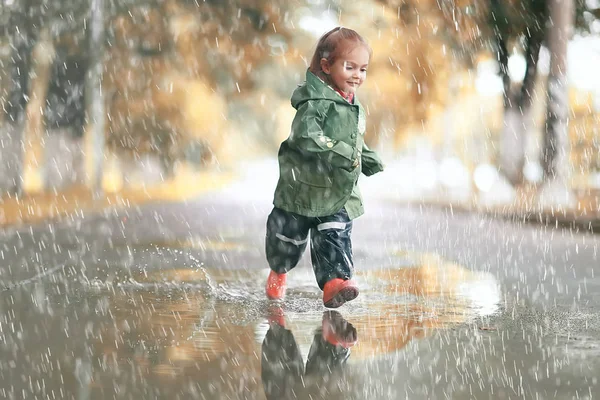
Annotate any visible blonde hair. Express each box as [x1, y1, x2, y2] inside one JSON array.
[[308, 27, 372, 81]]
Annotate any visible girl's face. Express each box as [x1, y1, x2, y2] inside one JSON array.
[[321, 42, 370, 95]]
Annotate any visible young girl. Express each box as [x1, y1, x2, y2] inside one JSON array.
[[265, 27, 384, 308]]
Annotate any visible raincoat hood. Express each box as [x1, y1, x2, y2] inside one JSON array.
[[291, 70, 355, 110]]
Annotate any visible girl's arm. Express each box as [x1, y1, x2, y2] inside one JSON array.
[[361, 142, 384, 176], [289, 101, 358, 171]]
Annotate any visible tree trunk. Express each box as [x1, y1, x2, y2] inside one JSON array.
[[542, 0, 572, 180], [517, 33, 542, 148], [7, 40, 32, 124], [5, 0, 34, 126], [498, 34, 542, 186], [84, 0, 106, 194], [538, 0, 575, 208], [21, 30, 55, 195]]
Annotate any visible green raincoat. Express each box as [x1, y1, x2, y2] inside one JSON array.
[[272, 70, 384, 219]]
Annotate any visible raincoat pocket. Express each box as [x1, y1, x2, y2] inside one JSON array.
[[293, 181, 337, 212], [296, 175, 333, 188], [292, 163, 334, 188]]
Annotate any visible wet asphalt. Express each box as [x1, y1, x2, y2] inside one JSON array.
[[0, 166, 599, 400]]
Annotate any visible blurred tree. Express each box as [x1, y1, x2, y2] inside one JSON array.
[[85, 0, 106, 193], [3, 0, 594, 193], [20, 28, 55, 194], [541, 0, 573, 188], [102, 0, 300, 169], [2, 0, 36, 125], [372, 0, 542, 179], [491, 0, 597, 188], [489, 0, 546, 186], [374, 0, 597, 188], [366, 0, 483, 149], [0, 0, 304, 191], [475, 0, 596, 187], [1, 0, 90, 193]]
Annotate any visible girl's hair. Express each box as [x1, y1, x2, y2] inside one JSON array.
[[309, 27, 372, 80]]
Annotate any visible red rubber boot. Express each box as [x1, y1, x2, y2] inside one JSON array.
[[265, 270, 287, 300], [323, 278, 359, 308]]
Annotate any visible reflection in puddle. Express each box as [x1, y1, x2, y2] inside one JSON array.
[[76, 253, 501, 397], [262, 310, 357, 399]]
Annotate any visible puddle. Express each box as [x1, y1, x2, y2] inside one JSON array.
[[1, 252, 504, 399], [6, 252, 599, 399], [93, 253, 502, 367]]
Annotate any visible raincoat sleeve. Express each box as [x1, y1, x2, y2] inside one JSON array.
[[361, 142, 384, 176], [288, 101, 358, 171]]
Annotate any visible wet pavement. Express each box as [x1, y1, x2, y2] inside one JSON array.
[[1, 167, 600, 399]]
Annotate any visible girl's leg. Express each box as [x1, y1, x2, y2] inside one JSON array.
[[309, 208, 353, 290], [265, 207, 310, 274]]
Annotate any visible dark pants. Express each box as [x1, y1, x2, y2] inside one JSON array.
[[265, 207, 353, 290]]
